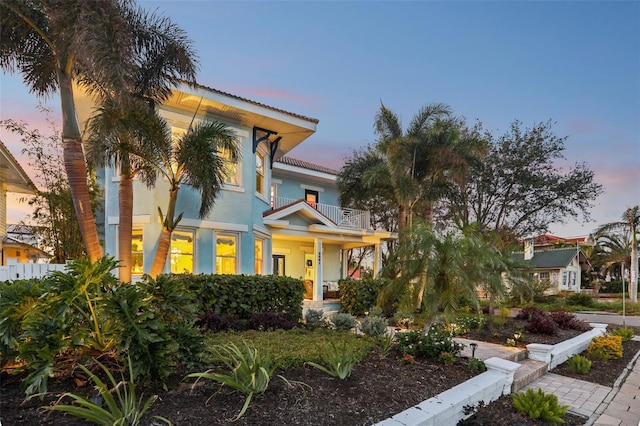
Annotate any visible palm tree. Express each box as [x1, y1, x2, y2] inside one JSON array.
[[379, 222, 516, 325], [85, 101, 163, 282], [143, 114, 239, 277], [596, 206, 639, 302], [371, 103, 452, 230], [1, 0, 196, 261]]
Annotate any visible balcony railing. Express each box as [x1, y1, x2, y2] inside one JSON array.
[[273, 197, 371, 230]]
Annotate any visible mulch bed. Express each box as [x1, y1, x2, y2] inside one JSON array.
[[1, 352, 477, 426], [2, 318, 639, 425]]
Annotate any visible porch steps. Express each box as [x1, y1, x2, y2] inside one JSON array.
[[512, 359, 549, 392]]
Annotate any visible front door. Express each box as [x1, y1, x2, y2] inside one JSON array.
[[272, 255, 285, 276]]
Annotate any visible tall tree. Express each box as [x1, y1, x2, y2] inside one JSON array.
[[85, 101, 161, 282], [595, 206, 639, 302], [448, 120, 603, 243], [0, 0, 197, 261], [138, 114, 239, 277], [371, 103, 453, 230]]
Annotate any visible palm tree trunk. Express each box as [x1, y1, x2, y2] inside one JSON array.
[[59, 69, 103, 262], [149, 227, 171, 277], [631, 228, 638, 303], [118, 173, 133, 283], [149, 185, 180, 277]]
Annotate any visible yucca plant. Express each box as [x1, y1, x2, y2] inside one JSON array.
[[47, 357, 170, 425], [511, 388, 568, 424], [567, 354, 592, 374], [187, 341, 277, 419], [306, 341, 357, 379]]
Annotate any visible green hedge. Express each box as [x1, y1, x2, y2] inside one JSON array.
[[339, 278, 390, 316], [176, 274, 305, 321]]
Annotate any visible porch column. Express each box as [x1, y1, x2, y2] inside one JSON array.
[[341, 249, 349, 279], [373, 243, 382, 277], [314, 238, 323, 300]]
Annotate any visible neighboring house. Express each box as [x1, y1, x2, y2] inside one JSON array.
[[75, 82, 393, 309], [513, 238, 591, 293], [0, 141, 35, 265]]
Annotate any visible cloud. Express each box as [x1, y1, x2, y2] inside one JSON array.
[[226, 85, 324, 112]]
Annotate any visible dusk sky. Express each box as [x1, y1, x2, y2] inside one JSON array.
[[1, 1, 638, 238]]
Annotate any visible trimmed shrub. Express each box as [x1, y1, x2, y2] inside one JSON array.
[[331, 313, 357, 331], [304, 309, 325, 330], [512, 388, 568, 424], [339, 279, 390, 316], [249, 312, 297, 331], [566, 292, 594, 307], [196, 309, 244, 332], [359, 315, 388, 338], [514, 306, 546, 321], [587, 335, 623, 360], [178, 274, 305, 322], [549, 310, 590, 331], [567, 354, 592, 374], [395, 326, 464, 360], [610, 327, 635, 343]]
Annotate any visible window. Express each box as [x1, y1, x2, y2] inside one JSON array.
[[216, 234, 237, 274], [539, 272, 550, 281], [255, 239, 263, 274], [220, 149, 239, 186], [256, 151, 265, 196], [131, 230, 143, 274], [305, 189, 319, 208], [171, 230, 194, 274]]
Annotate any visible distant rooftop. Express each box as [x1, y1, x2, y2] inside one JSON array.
[[276, 156, 340, 175]]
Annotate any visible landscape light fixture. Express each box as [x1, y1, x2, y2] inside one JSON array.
[[470, 342, 478, 358]]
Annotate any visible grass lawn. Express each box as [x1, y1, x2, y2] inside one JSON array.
[[204, 328, 378, 368]]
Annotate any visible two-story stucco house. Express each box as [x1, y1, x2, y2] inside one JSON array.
[[75, 82, 392, 310]]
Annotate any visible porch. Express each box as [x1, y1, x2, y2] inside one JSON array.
[[272, 197, 371, 230]]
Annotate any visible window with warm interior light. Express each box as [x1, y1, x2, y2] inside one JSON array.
[[171, 229, 194, 274], [220, 149, 239, 186], [216, 233, 237, 274], [255, 239, 263, 274], [256, 151, 265, 196], [131, 229, 143, 274]]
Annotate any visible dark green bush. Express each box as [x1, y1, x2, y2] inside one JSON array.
[[599, 280, 623, 294], [566, 292, 594, 307], [0, 258, 207, 396], [339, 278, 390, 316], [178, 274, 304, 321]]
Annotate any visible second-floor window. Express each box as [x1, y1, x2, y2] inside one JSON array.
[[220, 149, 239, 186], [256, 151, 265, 196], [305, 189, 319, 208]]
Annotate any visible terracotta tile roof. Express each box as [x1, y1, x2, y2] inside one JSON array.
[[275, 156, 340, 175], [188, 81, 319, 124]]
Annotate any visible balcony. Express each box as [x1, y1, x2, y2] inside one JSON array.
[[272, 197, 371, 230]]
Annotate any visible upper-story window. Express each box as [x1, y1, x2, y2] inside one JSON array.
[[220, 149, 240, 186], [256, 151, 266, 196], [305, 189, 319, 209]]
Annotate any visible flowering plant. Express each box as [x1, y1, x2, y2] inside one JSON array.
[[402, 354, 415, 364], [394, 325, 464, 360]]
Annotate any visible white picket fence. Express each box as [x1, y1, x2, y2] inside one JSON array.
[[0, 263, 67, 282]]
